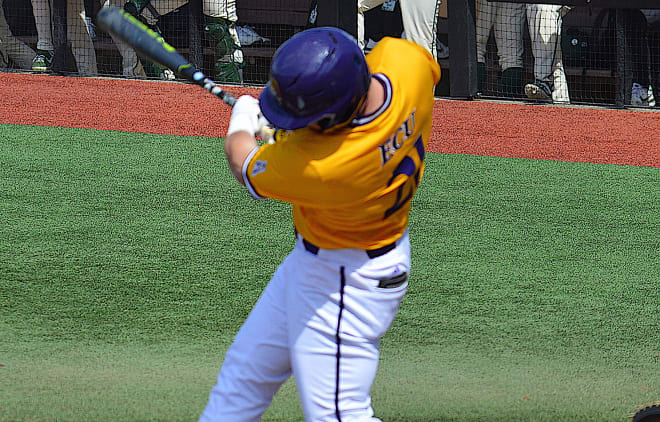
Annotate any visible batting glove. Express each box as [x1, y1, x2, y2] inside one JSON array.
[[257, 115, 275, 143], [227, 95, 261, 137]]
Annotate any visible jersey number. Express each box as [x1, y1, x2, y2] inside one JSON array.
[[384, 135, 425, 218]]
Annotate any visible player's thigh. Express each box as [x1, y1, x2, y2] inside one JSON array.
[[288, 253, 408, 421], [66, 0, 90, 42], [534, 6, 561, 42], [201, 263, 294, 422], [495, 2, 525, 31], [493, 3, 525, 66], [476, 0, 496, 45], [149, 0, 187, 16], [203, 0, 237, 21], [527, 4, 561, 29], [477, 0, 496, 27], [227, 262, 292, 375], [358, 0, 387, 14], [400, 0, 438, 31], [399, 0, 439, 57], [0, 0, 10, 36], [400, 0, 439, 21], [293, 331, 381, 421]]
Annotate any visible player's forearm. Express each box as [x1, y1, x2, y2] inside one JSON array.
[[224, 95, 263, 185], [224, 131, 257, 185]]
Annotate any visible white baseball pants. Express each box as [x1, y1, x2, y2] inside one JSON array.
[[31, 0, 98, 75], [123, 0, 238, 22], [527, 4, 570, 103], [107, 0, 240, 77], [358, 0, 440, 60], [475, 0, 525, 70], [0, 0, 35, 68], [199, 232, 411, 421]]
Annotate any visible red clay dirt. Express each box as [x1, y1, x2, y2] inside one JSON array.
[[1, 73, 658, 167]]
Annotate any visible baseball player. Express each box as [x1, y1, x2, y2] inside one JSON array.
[[0, 0, 36, 69], [109, 0, 243, 82], [643, 9, 659, 106], [625, 9, 655, 107], [30, 0, 98, 75], [199, 26, 440, 421], [524, 4, 570, 103], [475, 0, 525, 96], [358, 0, 441, 60]]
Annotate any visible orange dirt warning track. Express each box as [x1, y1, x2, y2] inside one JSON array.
[[1, 73, 658, 167]]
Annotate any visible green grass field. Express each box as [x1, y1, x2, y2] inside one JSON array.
[[1, 124, 658, 421]]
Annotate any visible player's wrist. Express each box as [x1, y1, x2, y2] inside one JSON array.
[[227, 113, 259, 137], [227, 95, 261, 137]]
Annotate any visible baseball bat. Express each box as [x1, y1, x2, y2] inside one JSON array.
[[95, 6, 237, 107]]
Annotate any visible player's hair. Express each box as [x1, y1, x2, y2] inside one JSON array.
[[259, 27, 371, 131]]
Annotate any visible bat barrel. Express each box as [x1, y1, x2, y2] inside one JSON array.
[[96, 6, 237, 108]]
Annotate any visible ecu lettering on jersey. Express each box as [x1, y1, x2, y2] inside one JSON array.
[[242, 37, 441, 249], [379, 111, 416, 166]]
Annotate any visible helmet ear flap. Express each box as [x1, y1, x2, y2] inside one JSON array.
[[311, 88, 369, 131], [259, 27, 372, 131]]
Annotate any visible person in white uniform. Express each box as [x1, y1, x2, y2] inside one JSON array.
[[30, 0, 98, 75], [107, 0, 243, 82], [198, 26, 440, 421], [0, 0, 36, 69], [475, 0, 526, 97], [524, 4, 570, 104], [358, 0, 441, 60]]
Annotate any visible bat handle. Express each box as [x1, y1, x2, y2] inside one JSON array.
[[180, 65, 237, 107], [181, 66, 272, 141], [198, 74, 237, 107]]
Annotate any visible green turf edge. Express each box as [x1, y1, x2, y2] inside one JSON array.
[[1, 124, 657, 421]]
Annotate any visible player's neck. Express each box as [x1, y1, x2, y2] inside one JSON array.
[[359, 76, 386, 116]]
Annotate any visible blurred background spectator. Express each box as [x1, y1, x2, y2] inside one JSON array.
[[30, 0, 98, 75], [625, 8, 656, 106], [109, 0, 243, 82], [107, 0, 174, 79], [644, 9, 659, 106], [358, 0, 442, 61], [0, 0, 657, 108], [0, 0, 36, 69], [524, 4, 570, 104], [475, 0, 525, 97]]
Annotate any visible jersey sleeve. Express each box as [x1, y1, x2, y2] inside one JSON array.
[[242, 141, 337, 206], [241, 146, 267, 200]]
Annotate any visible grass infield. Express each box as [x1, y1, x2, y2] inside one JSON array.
[[0, 124, 658, 421]]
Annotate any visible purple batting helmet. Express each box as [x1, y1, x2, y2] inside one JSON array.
[[259, 27, 371, 131]]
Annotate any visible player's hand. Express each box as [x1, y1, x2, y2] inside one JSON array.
[[257, 115, 275, 144], [227, 95, 262, 137], [227, 95, 275, 143]]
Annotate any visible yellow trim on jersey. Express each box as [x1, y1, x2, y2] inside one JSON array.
[[244, 38, 441, 249]]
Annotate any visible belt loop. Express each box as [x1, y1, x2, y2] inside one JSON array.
[[298, 234, 396, 259], [366, 242, 396, 259], [303, 238, 320, 255]]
